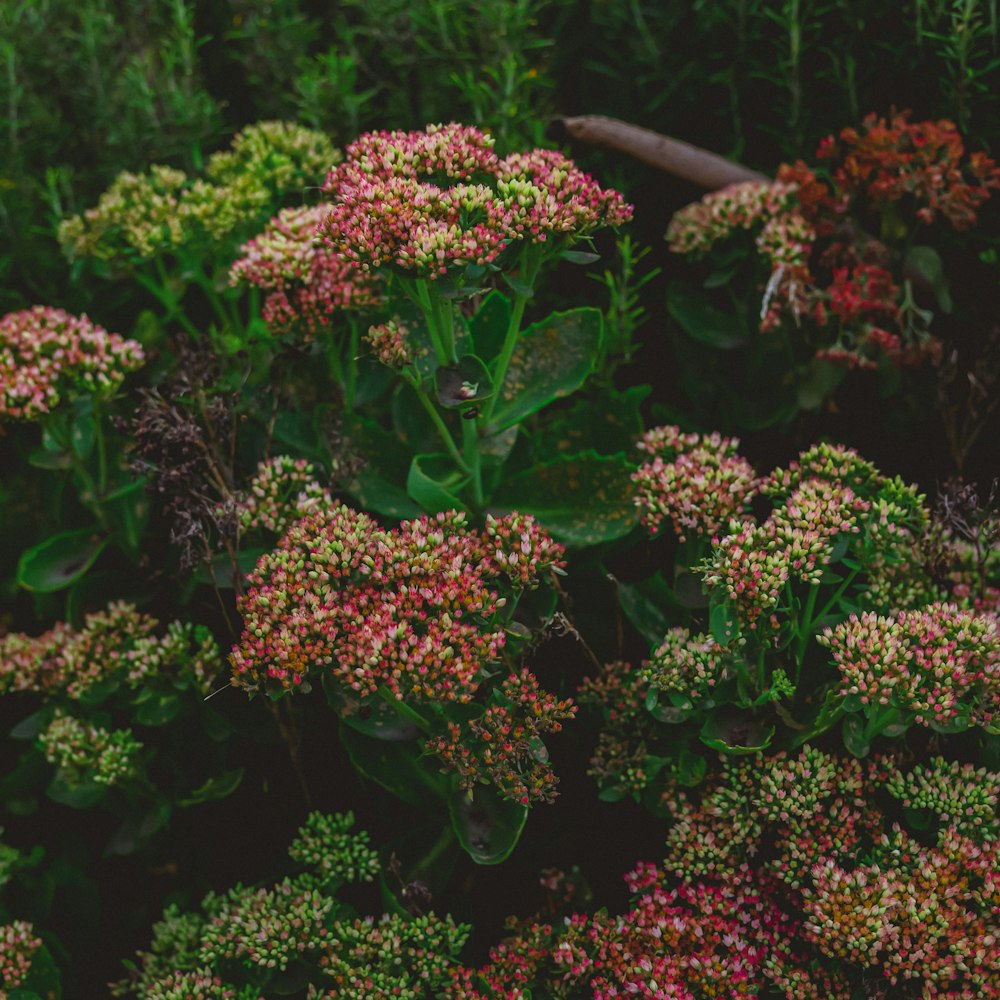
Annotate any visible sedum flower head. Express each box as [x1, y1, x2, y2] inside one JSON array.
[[365, 319, 413, 369], [288, 811, 380, 884], [320, 123, 631, 280], [885, 757, 1000, 839], [230, 204, 381, 337], [0, 920, 43, 994], [39, 711, 142, 787], [198, 877, 333, 973], [820, 602, 1000, 730], [236, 454, 330, 535], [230, 505, 563, 701], [0, 601, 221, 699], [61, 121, 338, 264], [0, 306, 144, 421], [428, 668, 576, 805], [642, 627, 729, 700], [142, 970, 262, 1000], [633, 425, 758, 541]]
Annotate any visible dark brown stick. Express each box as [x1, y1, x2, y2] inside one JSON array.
[[556, 115, 769, 189]]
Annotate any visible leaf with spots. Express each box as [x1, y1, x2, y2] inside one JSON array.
[[488, 307, 604, 432], [491, 451, 638, 546]]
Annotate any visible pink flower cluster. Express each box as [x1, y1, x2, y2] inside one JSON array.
[[654, 747, 1000, 996], [0, 601, 222, 700], [632, 425, 759, 541], [365, 319, 413, 369], [642, 627, 728, 700], [230, 204, 381, 337], [319, 123, 631, 279], [446, 864, 820, 1000], [0, 601, 221, 699], [428, 668, 576, 805], [230, 505, 565, 700], [236, 455, 330, 535], [820, 602, 1000, 729], [0, 306, 144, 421], [0, 920, 42, 993], [667, 113, 1000, 371], [702, 442, 926, 632]]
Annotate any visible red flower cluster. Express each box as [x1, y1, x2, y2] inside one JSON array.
[[821, 111, 1000, 230], [428, 668, 576, 804]]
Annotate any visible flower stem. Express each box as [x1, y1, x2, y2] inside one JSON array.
[[409, 378, 471, 475]]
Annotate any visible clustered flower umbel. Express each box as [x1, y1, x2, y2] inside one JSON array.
[[820, 602, 1000, 730], [318, 122, 632, 278], [229, 204, 382, 337], [0, 601, 221, 699], [701, 441, 925, 633], [287, 810, 381, 885], [60, 121, 339, 263], [667, 112, 1000, 369], [236, 454, 331, 535], [428, 668, 576, 805], [230, 504, 565, 700], [365, 318, 413, 369], [0, 306, 144, 421], [0, 920, 43, 994], [652, 747, 1000, 998], [632, 425, 759, 541], [39, 711, 143, 787], [112, 813, 469, 1000]]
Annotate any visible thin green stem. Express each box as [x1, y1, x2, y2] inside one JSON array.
[[483, 248, 541, 423], [413, 279, 450, 365], [346, 319, 359, 409], [92, 399, 108, 495], [134, 268, 199, 337], [812, 566, 861, 626], [47, 417, 110, 530], [409, 379, 471, 475], [461, 415, 484, 509], [411, 823, 455, 877], [793, 580, 821, 663]]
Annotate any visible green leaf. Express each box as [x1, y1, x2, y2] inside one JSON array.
[[674, 569, 709, 609], [597, 785, 627, 802], [709, 600, 740, 646], [407, 453, 469, 514], [434, 354, 495, 409], [842, 714, 871, 758], [10, 710, 46, 741], [675, 749, 707, 786], [667, 280, 750, 349], [346, 419, 423, 519], [134, 692, 182, 727], [102, 480, 150, 556], [796, 358, 846, 411], [559, 250, 601, 265], [17, 528, 108, 593], [179, 768, 244, 807], [469, 290, 512, 363], [699, 711, 773, 754], [489, 308, 604, 431], [339, 721, 447, 809], [531, 384, 651, 457], [615, 572, 675, 646], [905, 245, 952, 313], [46, 775, 106, 809], [106, 800, 172, 855], [492, 451, 637, 546], [448, 784, 528, 865]]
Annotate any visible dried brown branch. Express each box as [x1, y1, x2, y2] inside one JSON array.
[[554, 115, 769, 189]]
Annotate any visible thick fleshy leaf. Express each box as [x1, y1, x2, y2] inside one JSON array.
[[346, 419, 423, 519], [178, 768, 244, 806], [615, 572, 674, 646], [667, 281, 751, 349], [339, 721, 448, 809], [531, 384, 651, 457], [700, 710, 774, 755], [434, 354, 495, 409], [17, 528, 108, 593], [407, 453, 468, 514], [448, 783, 528, 865], [492, 451, 637, 546], [469, 290, 511, 362], [489, 308, 604, 431]]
